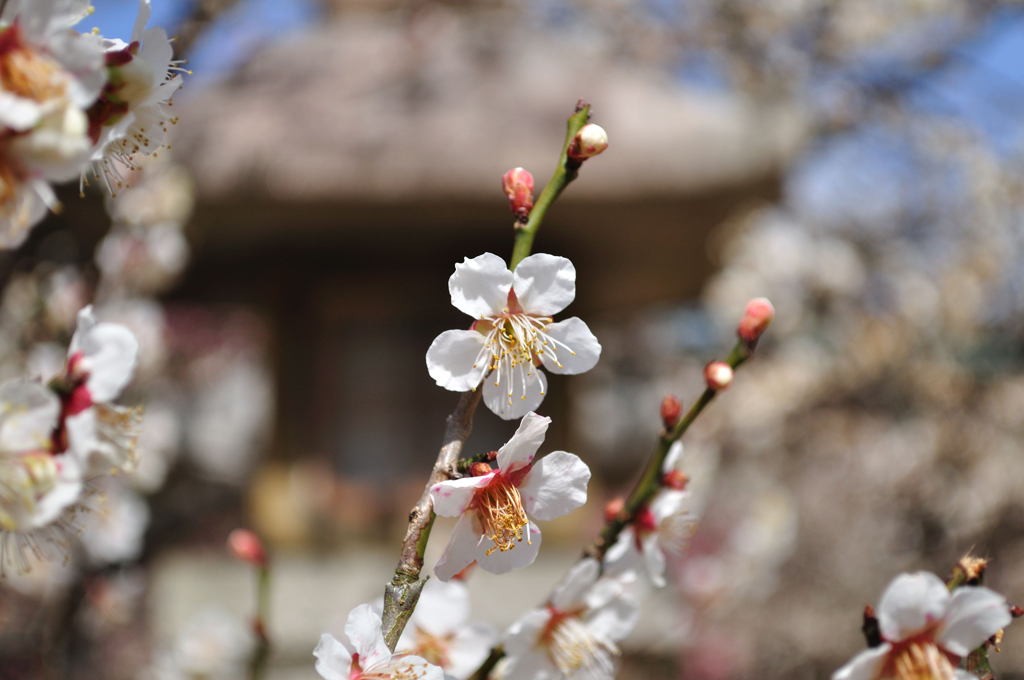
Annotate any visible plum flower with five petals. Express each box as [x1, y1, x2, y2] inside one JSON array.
[[430, 412, 590, 580], [314, 603, 444, 680], [426, 253, 601, 420], [832, 571, 1012, 680]]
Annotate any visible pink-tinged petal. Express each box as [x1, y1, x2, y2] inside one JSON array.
[[430, 474, 492, 518], [426, 330, 488, 392], [642, 532, 667, 588], [831, 645, 890, 680], [550, 558, 599, 612], [449, 253, 513, 319], [512, 254, 576, 316], [482, 365, 547, 421], [603, 527, 640, 578], [476, 522, 542, 574], [413, 579, 471, 638], [496, 411, 550, 474], [937, 586, 1011, 657], [71, 307, 139, 403], [519, 451, 590, 521], [538, 317, 601, 376], [877, 572, 950, 641], [503, 608, 552, 656], [434, 513, 483, 582], [343, 603, 390, 668], [313, 633, 353, 680]]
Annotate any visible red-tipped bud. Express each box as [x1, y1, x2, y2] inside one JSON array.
[[604, 497, 625, 522], [662, 469, 689, 491], [567, 123, 608, 161], [469, 462, 493, 477], [1010, 605, 1023, 618], [704, 361, 733, 391], [227, 529, 267, 568], [660, 394, 682, 429], [502, 167, 535, 221], [737, 297, 775, 345]]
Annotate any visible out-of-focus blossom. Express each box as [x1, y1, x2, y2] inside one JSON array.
[[832, 572, 1011, 680], [314, 603, 444, 680], [151, 608, 254, 680], [394, 579, 496, 680], [503, 558, 638, 680], [426, 252, 601, 419], [605, 488, 696, 588], [430, 412, 590, 580], [78, 478, 149, 566]]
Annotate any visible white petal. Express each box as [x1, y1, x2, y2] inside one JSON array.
[[550, 558, 599, 612], [512, 254, 576, 316], [831, 645, 890, 680], [344, 603, 390, 668], [449, 253, 512, 319], [446, 622, 498, 679], [71, 308, 139, 403], [642, 532, 667, 588], [0, 92, 43, 130], [131, 0, 152, 42], [538, 317, 601, 375], [426, 330, 488, 392], [477, 522, 542, 574], [430, 474, 491, 517], [413, 579, 470, 638], [313, 633, 353, 680], [937, 586, 1011, 657], [502, 641, 560, 680], [496, 411, 550, 474], [519, 451, 590, 521], [375, 654, 445, 680], [482, 364, 547, 421], [603, 528, 640, 578], [877, 572, 950, 641], [503, 608, 550, 656], [0, 380, 60, 451], [587, 592, 640, 643], [434, 513, 483, 582], [663, 441, 684, 472]]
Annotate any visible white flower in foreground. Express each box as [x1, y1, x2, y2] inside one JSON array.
[[0, 378, 84, 574], [61, 305, 141, 471], [395, 579, 496, 679], [833, 572, 1012, 680], [503, 558, 638, 680], [426, 253, 601, 420], [314, 603, 444, 680], [430, 412, 590, 580], [604, 488, 697, 588]]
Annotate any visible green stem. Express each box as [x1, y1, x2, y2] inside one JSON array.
[[588, 339, 750, 561], [248, 564, 271, 680], [509, 103, 591, 270]]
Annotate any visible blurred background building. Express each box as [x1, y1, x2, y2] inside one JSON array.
[[2, 0, 1024, 678]]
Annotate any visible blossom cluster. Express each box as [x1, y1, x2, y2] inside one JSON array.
[[0, 0, 182, 248]]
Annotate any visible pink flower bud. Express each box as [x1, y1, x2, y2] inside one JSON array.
[[660, 394, 682, 429], [227, 529, 267, 567], [502, 167, 534, 220], [604, 496, 625, 522], [469, 461, 493, 477], [662, 469, 689, 491], [704, 361, 733, 391], [567, 123, 608, 161], [737, 297, 775, 345]]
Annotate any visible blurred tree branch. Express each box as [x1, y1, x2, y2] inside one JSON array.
[[172, 0, 243, 60]]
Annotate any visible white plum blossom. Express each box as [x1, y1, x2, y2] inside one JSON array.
[[151, 608, 254, 680], [430, 412, 590, 580], [426, 253, 601, 420], [833, 572, 1012, 680], [503, 558, 639, 680], [78, 477, 149, 566], [604, 487, 697, 588], [61, 305, 141, 471], [86, 0, 184, 195], [314, 603, 444, 680], [393, 579, 496, 680]]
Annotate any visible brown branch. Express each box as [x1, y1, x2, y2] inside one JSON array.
[[171, 0, 243, 60], [380, 388, 482, 650]]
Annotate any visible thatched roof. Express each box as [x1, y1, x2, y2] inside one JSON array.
[[174, 6, 807, 203]]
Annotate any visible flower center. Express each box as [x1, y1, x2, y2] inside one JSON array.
[[0, 451, 59, 531], [542, 607, 618, 677], [0, 28, 67, 106], [411, 628, 453, 669], [473, 473, 530, 556], [886, 642, 956, 680]]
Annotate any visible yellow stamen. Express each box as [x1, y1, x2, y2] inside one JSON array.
[[474, 476, 529, 556]]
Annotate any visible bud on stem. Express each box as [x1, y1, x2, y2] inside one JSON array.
[[660, 394, 682, 429], [704, 361, 733, 391], [737, 297, 775, 347], [502, 167, 535, 223], [228, 529, 267, 568], [567, 123, 608, 162]]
